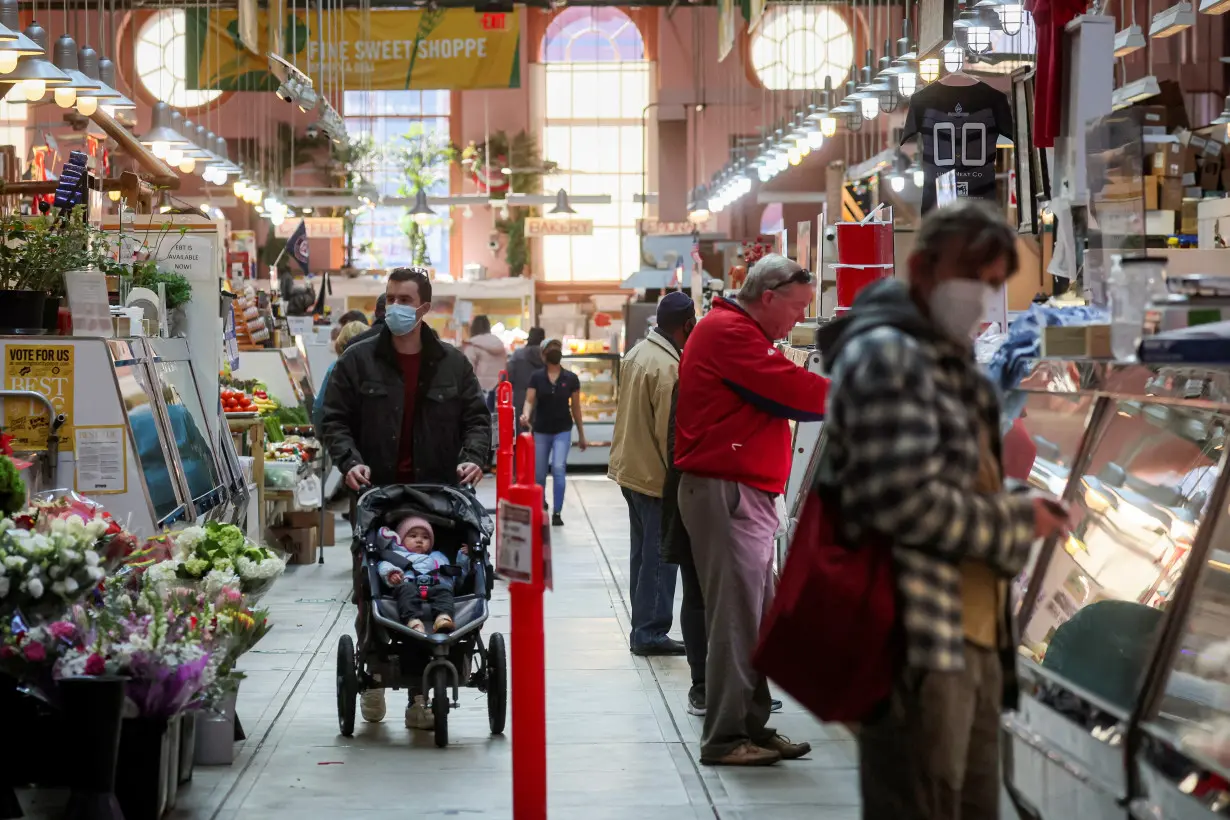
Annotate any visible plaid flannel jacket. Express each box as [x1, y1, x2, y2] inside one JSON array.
[[825, 325, 1036, 672]]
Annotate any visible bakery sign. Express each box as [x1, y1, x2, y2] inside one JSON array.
[[523, 217, 593, 237], [636, 219, 702, 235]]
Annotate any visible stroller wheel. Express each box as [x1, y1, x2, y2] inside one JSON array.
[[432, 666, 450, 748], [487, 633, 507, 735], [337, 635, 358, 737]]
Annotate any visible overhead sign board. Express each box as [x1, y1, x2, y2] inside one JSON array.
[[524, 217, 593, 237]]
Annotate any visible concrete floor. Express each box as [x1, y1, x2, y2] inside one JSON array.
[[25, 475, 862, 820]]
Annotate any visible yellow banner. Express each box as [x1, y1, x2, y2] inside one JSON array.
[[4, 344, 75, 453], [185, 7, 521, 92]]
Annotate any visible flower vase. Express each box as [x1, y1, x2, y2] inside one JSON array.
[[163, 716, 180, 812], [59, 676, 126, 820], [194, 687, 237, 766], [115, 717, 169, 820], [178, 712, 196, 785]]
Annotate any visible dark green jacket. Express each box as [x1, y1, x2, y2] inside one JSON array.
[[319, 324, 491, 487]]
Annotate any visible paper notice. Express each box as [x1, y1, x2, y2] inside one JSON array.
[[73, 425, 127, 494]]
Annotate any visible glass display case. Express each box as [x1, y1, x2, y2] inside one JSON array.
[[1002, 360, 1230, 820], [565, 353, 619, 425], [563, 353, 619, 467]]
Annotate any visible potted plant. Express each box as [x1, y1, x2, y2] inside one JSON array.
[[466, 131, 557, 277]]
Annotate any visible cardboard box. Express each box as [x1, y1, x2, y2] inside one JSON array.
[[279, 509, 337, 547], [1041, 325, 1113, 359], [1160, 177, 1183, 211], [1151, 143, 1183, 177], [1146, 210, 1177, 235], [1139, 106, 1168, 129], [1145, 177, 1159, 210], [1181, 200, 1199, 234], [269, 526, 317, 565], [1184, 134, 1207, 174]]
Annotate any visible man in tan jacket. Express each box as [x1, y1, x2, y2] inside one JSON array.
[[609, 292, 696, 655]]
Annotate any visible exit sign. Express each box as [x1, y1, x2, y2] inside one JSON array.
[[481, 12, 507, 30]]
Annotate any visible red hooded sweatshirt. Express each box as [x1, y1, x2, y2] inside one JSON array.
[[674, 298, 829, 494]]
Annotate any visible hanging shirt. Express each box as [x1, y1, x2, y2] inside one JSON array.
[[396, 352, 422, 482], [1027, 0, 1086, 149], [902, 80, 1013, 214]]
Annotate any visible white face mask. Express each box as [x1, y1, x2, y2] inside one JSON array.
[[928, 279, 992, 343]]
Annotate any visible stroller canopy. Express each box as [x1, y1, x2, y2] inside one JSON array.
[[354, 485, 492, 545]]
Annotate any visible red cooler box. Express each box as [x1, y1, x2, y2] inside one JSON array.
[[834, 264, 894, 309], [835, 221, 893, 265]]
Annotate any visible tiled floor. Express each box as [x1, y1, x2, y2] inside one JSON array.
[[23, 475, 862, 820]]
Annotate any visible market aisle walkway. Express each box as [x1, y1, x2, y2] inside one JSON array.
[[171, 475, 861, 820]]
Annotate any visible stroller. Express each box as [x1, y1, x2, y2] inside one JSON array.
[[336, 484, 507, 748]]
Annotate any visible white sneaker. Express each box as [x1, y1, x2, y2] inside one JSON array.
[[406, 694, 434, 730], [360, 689, 386, 723]]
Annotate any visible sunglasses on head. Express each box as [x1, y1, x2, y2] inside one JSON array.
[[770, 269, 814, 290]]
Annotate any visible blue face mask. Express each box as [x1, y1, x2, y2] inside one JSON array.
[[385, 304, 420, 336]]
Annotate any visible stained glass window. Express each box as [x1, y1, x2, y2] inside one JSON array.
[[749, 6, 854, 92], [135, 10, 223, 109], [539, 8, 649, 283]]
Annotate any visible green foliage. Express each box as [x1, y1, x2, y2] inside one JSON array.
[[130, 261, 192, 309], [395, 123, 456, 267], [0, 454, 25, 517], [0, 208, 105, 295], [472, 131, 557, 277]]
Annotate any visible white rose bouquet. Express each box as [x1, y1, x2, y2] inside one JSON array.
[[0, 514, 109, 620]]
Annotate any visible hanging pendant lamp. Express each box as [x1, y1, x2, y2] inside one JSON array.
[[0, 23, 67, 101], [50, 34, 100, 109], [549, 189, 577, 215], [95, 57, 135, 110], [410, 189, 436, 226], [0, 0, 43, 76], [141, 101, 190, 159]]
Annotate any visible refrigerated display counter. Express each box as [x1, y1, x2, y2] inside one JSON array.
[[1002, 359, 1230, 820], [564, 352, 619, 468]]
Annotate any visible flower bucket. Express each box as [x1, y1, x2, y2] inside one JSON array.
[[178, 712, 196, 785], [60, 676, 126, 820], [163, 716, 181, 813], [193, 711, 235, 766], [115, 717, 170, 820], [0, 290, 47, 335]]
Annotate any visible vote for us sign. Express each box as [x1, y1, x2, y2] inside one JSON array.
[[185, 7, 521, 92]]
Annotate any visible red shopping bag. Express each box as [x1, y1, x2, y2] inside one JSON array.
[[753, 489, 899, 723]]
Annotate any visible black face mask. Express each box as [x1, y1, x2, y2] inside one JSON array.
[[544, 350, 563, 365]]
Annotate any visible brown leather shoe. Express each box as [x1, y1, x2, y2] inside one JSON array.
[[700, 741, 781, 767], [759, 734, 811, 760]]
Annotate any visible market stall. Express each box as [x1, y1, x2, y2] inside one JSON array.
[[563, 349, 619, 468], [1002, 360, 1230, 820]]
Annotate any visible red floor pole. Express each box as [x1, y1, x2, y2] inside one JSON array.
[[508, 432, 546, 820], [495, 377, 514, 504]]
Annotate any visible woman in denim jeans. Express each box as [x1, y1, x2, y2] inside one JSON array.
[[520, 339, 588, 526]]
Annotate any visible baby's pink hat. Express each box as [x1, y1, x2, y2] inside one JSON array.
[[396, 515, 434, 545]]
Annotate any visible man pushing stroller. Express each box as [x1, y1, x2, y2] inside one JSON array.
[[376, 515, 470, 634]]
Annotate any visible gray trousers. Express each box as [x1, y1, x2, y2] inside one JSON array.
[[858, 642, 1003, 820], [677, 473, 777, 759]]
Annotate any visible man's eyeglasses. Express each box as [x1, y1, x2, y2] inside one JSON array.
[[770, 269, 814, 290]]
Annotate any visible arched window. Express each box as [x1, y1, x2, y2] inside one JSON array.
[[538, 8, 649, 283], [135, 10, 223, 109], [749, 6, 854, 92]]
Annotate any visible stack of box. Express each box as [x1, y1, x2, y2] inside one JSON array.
[[1142, 124, 1228, 236]]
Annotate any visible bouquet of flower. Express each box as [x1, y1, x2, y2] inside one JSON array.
[[210, 586, 271, 678], [0, 515, 110, 621], [25, 490, 139, 565], [1, 611, 103, 703], [162, 522, 286, 600]]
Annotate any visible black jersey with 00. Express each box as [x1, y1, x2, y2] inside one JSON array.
[[901, 81, 1013, 214]]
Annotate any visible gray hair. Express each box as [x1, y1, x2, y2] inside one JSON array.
[[737, 254, 804, 303]]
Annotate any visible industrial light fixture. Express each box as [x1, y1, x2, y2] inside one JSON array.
[[889, 172, 906, 193], [942, 41, 965, 72], [919, 58, 941, 83], [860, 95, 880, 120], [975, 0, 1026, 35], [0, 0, 42, 76], [955, 8, 999, 54], [548, 188, 576, 215], [913, 167, 925, 187], [76, 48, 128, 116], [1114, 24, 1147, 55], [807, 127, 824, 150], [1111, 74, 1161, 110], [1151, 1, 1196, 36], [0, 23, 67, 101], [49, 34, 99, 109], [806, 78, 839, 138], [1200, 0, 1230, 12], [107, 188, 120, 202], [409, 188, 436, 226], [141, 101, 189, 159], [687, 187, 710, 224]]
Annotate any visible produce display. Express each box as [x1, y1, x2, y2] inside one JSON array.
[[265, 435, 319, 464]]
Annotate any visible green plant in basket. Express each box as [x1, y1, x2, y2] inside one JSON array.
[[0, 455, 25, 517]]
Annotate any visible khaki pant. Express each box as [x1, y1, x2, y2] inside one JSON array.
[[858, 642, 1003, 820], [677, 473, 778, 759]]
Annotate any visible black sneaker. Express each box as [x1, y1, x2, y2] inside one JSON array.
[[687, 685, 706, 716], [771, 698, 783, 713], [551, 513, 564, 527]]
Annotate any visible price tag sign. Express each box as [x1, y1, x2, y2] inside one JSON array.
[[496, 499, 534, 583], [287, 316, 313, 337]]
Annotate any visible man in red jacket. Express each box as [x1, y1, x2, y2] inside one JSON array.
[[675, 253, 829, 766]]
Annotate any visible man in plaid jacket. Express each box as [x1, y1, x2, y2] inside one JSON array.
[[817, 201, 1069, 819]]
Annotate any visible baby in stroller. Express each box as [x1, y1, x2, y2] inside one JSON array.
[[376, 515, 471, 634]]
